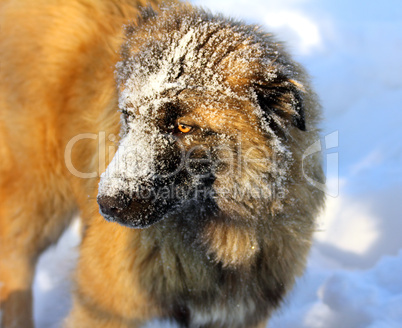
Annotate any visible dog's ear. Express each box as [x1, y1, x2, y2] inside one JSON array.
[[254, 71, 306, 133]]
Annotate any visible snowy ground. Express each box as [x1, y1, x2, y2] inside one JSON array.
[[33, 1, 402, 327]]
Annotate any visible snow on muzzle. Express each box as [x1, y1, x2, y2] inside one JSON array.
[[97, 125, 186, 228]]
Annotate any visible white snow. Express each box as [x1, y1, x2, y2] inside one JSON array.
[[34, 193, 402, 328], [32, 1, 402, 328], [33, 219, 81, 328]]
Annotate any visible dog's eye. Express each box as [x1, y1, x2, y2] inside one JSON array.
[[177, 123, 193, 134]]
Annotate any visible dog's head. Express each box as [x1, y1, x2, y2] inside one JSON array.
[[97, 6, 312, 228]]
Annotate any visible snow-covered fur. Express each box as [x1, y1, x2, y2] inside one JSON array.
[[0, 2, 324, 328], [93, 5, 325, 328]]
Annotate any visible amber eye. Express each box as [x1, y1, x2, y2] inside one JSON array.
[[178, 123, 193, 133]]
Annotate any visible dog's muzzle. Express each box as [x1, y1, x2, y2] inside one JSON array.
[[97, 188, 172, 228]]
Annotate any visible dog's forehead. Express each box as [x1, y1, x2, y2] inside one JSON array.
[[117, 19, 265, 117]]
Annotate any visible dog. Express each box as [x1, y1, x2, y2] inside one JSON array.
[[0, 1, 325, 327]]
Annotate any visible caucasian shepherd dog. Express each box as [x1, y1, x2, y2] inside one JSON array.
[[0, 0, 325, 327]]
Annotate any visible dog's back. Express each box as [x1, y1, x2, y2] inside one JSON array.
[[0, 1, 159, 327]]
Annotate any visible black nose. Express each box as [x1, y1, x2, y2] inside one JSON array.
[[97, 193, 131, 219]]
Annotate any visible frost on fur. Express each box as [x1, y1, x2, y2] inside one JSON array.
[[98, 5, 319, 229]]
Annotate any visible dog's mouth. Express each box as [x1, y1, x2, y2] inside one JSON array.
[[97, 176, 216, 228], [97, 191, 175, 228]]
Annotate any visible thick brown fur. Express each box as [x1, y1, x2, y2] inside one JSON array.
[[0, 1, 161, 327], [0, 1, 325, 328]]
